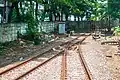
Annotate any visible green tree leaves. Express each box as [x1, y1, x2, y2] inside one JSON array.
[[7, 0, 108, 22]]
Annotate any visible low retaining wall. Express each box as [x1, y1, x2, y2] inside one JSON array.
[[0, 23, 27, 43], [0, 22, 55, 43]]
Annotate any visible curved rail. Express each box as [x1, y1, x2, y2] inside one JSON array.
[[78, 36, 92, 80], [60, 34, 92, 80], [0, 34, 91, 80]]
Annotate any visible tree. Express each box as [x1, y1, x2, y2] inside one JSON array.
[[7, 0, 21, 22], [7, 0, 109, 22], [108, 0, 120, 19]]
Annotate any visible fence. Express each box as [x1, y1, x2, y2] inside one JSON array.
[[0, 21, 116, 43], [66, 20, 117, 33], [66, 21, 101, 32]]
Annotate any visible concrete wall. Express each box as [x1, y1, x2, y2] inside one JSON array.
[[38, 22, 55, 33], [0, 21, 115, 43], [0, 23, 27, 43], [0, 22, 55, 43]]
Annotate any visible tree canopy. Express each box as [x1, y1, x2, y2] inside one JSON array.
[[108, 0, 120, 19], [7, 0, 109, 22]]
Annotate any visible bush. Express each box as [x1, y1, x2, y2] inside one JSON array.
[[111, 26, 120, 36]]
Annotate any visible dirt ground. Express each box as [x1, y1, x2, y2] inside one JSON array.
[[81, 36, 111, 80], [100, 36, 120, 80], [102, 45, 120, 80], [80, 35, 120, 80], [0, 35, 70, 68]]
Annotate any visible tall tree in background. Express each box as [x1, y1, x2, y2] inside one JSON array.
[[6, 0, 109, 22], [108, 0, 120, 19], [7, 0, 21, 22]]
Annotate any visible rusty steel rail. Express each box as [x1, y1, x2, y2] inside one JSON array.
[[0, 34, 90, 80], [60, 34, 91, 80], [15, 50, 64, 80], [78, 36, 92, 80], [0, 36, 80, 75], [60, 49, 67, 80], [15, 36, 81, 80]]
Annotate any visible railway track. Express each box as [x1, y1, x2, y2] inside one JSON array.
[[60, 34, 92, 80], [78, 38, 92, 80], [0, 36, 79, 74], [14, 36, 88, 80], [0, 34, 89, 80]]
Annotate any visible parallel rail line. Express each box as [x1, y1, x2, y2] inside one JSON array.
[[60, 34, 92, 80], [0, 34, 92, 80], [0, 36, 80, 76], [14, 35, 83, 80]]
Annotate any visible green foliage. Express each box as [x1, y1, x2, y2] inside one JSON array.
[[111, 26, 120, 36], [23, 10, 41, 45], [108, 0, 120, 19], [8, 0, 108, 22], [11, 9, 22, 22]]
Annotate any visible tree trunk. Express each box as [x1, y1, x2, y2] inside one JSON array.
[[30, 0, 34, 15], [61, 12, 63, 21], [14, 2, 20, 22], [78, 16, 80, 21], [1, 0, 6, 23], [58, 13, 60, 21], [49, 11, 53, 21], [65, 14, 68, 21], [8, 3, 14, 23], [20, 1, 24, 22], [74, 16, 76, 21], [35, 2, 38, 23], [54, 14, 56, 21]]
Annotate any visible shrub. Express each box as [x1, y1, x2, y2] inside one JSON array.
[[111, 26, 120, 36]]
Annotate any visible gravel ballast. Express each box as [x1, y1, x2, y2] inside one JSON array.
[[67, 50, 85, 80], [19, 55, 62, 80], [81, 36, 112, 80]]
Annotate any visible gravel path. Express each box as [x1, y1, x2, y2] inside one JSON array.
[[81, 36, 112, 80], [101, 43, 120, 80], [67, 50, 85, 80]]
